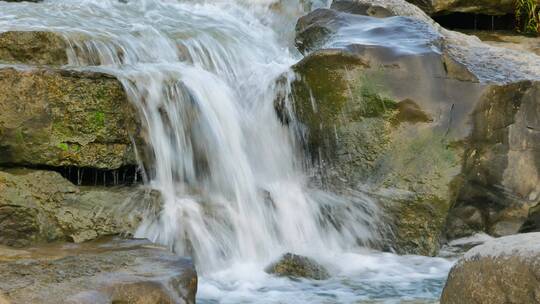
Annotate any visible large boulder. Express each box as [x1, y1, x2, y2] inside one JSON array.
[[286, 3, 540, 255], [0, 67, 141, 169], [441, 233, 540, 304], [0, 168, 161, 247], [0, 238, 197, 304], [265, 253, 330, 280]]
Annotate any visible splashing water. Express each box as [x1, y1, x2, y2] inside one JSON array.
[[0, 0, 453, 302]]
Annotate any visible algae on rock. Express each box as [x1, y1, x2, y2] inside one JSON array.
[[0, 168, 161, 247], [0, 31, 68, 65], [0, 67, 141, 169]]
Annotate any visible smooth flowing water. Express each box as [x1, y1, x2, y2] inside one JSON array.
[[0, 0, 453, 302]]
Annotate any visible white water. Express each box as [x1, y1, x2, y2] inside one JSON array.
[[0, 0, 453, 302]]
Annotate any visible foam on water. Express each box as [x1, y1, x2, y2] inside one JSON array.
[[0, 0, 454, 302]]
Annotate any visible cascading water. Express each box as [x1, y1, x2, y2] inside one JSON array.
[[0, 0, 454, 302]]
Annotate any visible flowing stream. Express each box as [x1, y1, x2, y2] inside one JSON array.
[[0, 0, 453, 303]]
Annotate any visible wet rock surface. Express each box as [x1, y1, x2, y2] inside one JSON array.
[[0, 67, 141, 169], [265, 253, 330, 280], [287, 1, 540, 255], [0, 237, 197, 304], [0, 168, 161, 247], [331, 0, 540, 84], [441, 233, 540, 304]]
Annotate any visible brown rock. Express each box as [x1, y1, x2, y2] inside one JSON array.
[[441, 233, 540, 304], [0, 31, 68, 65], [0, 168, 161, 247], [0, 67, 141, 169], [0, 238, 197, 304]]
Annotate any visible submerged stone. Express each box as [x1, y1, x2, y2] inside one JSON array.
[[265, 253, 330, 280]]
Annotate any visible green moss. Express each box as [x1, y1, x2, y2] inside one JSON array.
[[93, 111, 105, 128], [292, 52, 397, 150], [57, 142, 69, 151], [15, 129, 24, 143], [57, 142, 81, 152], [352, 74, 397, 118]]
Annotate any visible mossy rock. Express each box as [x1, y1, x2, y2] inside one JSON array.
[[0, 67, 141, 169], [0, 31, 68, 65], [0, 168, 161, 247], [288, 46, 464, 255], [265, 253, 330, 280]]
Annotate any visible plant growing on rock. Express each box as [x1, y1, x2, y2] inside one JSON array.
[[515, 0, 540, 35]]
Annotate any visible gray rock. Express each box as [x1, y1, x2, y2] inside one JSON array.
[[0, 238, 197, 304], [265, 253, 330, 280], [441, 233, 540, 304], [330, 0, 540, 84]]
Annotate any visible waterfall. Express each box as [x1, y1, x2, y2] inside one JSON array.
[[0, 0, 380, 272], [0, 1, 454, 302]]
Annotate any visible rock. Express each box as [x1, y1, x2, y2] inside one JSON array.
[[441, 233, 540, 304], [287, 3, 540, 255], [0, 31, 68, 65], [265, 253, 330, 280], [0, 67, 141, 169], [0, 168, 161, 247], [447, 81, 540, 239], [406, 0, 532, 16], [0, 238, 197, 304], [290, 8, 477, 255], [465, 31, 540, 56], [331, 0, 435, 24], [331, 0, 540, 83], [519, 202, 540, 232], [438, 232, 494, 257]]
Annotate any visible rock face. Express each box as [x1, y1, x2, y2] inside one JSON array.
[[0, 238, 197, 304], [286, 1, 540, 255], [0, 168, 161, 247], [446, 82, 540, 239], [0, 67, 141, 169], [441, 233, 540, 304], [265, 253, 330, 280], [0, 31, 68, 65]]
